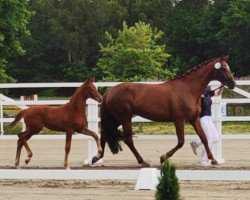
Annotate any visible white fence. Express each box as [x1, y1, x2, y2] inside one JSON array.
[[0, 80, 249, 164]]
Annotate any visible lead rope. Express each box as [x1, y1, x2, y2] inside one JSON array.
[[211, 84, 224, 92]]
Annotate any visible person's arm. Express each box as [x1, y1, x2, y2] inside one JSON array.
[[214, 85, 224, 97]]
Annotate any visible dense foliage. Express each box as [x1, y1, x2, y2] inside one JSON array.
[[0, 0, 248, 88], [0, 0, 33, 82]]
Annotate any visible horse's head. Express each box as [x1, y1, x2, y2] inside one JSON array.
[[213, 55, 236, 89], [84, 78, 103, 103]]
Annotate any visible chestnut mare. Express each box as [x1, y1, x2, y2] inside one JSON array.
[[9, 78, 103, 169], [92, 55, 235, 166]]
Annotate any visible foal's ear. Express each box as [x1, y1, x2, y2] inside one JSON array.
[[220, 55, 229, 61], [86, 78, 94, 84]]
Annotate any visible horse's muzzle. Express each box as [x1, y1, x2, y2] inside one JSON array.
[[97, 95, 103, 103], [227, 80, 236, 89]]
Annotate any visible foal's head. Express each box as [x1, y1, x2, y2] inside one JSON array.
[[212, 55, 236, 89], [84, 78, 103, 103]]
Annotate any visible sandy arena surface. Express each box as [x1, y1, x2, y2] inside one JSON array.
[[0, 136, 250, 199]]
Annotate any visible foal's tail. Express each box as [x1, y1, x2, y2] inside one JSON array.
[[8, 109, 26, 129], [101, 92, 123, 154]]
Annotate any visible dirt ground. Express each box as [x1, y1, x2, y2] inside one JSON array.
[[0, 136, 250, 200]]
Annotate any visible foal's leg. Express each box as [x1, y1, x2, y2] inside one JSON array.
[[22, 126, 43, 165], [15, 132, 25, 168], [64, 131, 73, 169], [122, 121, 149, 167], [160, 119, 185, 164], [190, 118, 218, 165], [23, 134, 33, 165], [15, 131, 34, 168]]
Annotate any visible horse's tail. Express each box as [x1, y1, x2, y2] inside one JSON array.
[[8, 109, 26, 129], [101, 92, 123, 154]]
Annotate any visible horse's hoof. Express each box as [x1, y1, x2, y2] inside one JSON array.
[[141, 161, 150, 167], [160, 154, 167, 164], [211, 160, 219, 165], [92, 156, 99, 164]]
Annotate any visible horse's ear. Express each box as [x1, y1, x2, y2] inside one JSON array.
[[220, 55, 229, 61], [85, 78, 94, 85], [85, 78, 91, 84]]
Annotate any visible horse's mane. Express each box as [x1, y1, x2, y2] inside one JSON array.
[[169, 58, 217, 81], [69, 83, 85, 103]]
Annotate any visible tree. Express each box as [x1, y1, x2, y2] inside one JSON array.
[[6, 0, 249, 85], [155, 160, 181, 200], [164, 0, 212, 72], [217, 0, 250, 76], [0, 0, 33, 82], [97, 21, 174, 81], [118, 0, 173, 29], [7, 0, 128, 83]]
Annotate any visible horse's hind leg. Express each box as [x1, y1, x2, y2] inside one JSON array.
[[15, 131, 33, 168], [23, 134, 33, 165], [160, 119, 185, 164], [80, 128, 102, 161], [122, 121, 149, 167], [15, 133, 24, 168], [92, 132, 106, 164], [15, 123, 43, 168], [64, 131, 73, 169]]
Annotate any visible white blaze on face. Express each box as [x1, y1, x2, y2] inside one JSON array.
[[225, 63, 233, 77], [225, 63, 230, 70]]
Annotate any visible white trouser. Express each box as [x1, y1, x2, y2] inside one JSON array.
[[194, 116, 219, 161]]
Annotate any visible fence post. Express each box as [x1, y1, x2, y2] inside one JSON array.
[[211, 84, 225, 164], [84, 99, 103, 164]]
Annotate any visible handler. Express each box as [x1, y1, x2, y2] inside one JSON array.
[[190, 85, 224, 166]]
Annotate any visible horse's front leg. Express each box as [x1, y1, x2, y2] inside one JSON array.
[[80, 128, 103, 162], [190, 118, 218, 165], [160, 119, 185, 164], [64, 131, 73, 169]]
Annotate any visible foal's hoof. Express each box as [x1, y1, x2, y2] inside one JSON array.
[[211, 159, 219, 165], [92, 156, 99, 164]]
